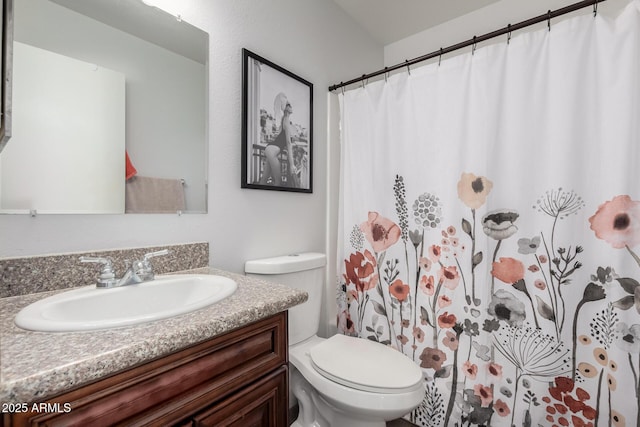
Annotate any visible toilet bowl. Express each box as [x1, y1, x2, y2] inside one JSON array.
[[245, 253, 425, 427]]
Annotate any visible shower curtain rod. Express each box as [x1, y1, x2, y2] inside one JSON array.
[[328, 0, 606, 92]]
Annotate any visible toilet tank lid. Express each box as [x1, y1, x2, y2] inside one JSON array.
[[245, 253, 326, 274]]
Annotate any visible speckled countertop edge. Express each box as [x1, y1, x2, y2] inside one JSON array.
[[0, 268, 307, 404]]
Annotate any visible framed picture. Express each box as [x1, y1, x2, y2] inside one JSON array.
[[241, 48, 313, 193]]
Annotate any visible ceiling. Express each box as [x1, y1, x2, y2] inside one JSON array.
[[333, 0, 501, 45], [51, 0, 208, 64]]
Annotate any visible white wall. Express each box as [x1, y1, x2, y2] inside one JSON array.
[[0, 0, 381, 335], [385, 0, 631, 67]]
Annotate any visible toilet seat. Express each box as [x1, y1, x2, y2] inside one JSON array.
[[308, 334, 423, 394]]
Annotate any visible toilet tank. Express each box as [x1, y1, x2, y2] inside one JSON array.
[[245, 253, 326, 345]]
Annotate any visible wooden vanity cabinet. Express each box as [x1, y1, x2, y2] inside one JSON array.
[[3, 312, 289, 427]]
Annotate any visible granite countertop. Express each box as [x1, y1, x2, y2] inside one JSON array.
[[0, 268, 307, 404]]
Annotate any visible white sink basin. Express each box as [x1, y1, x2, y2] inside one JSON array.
[[15, 274, 237, 332]]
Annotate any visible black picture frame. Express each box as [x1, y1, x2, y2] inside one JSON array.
[[241, 48, 313, 193]]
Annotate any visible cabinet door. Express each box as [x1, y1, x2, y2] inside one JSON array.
[[193, 366, 288, 427]]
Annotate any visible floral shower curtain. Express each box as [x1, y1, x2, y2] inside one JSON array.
[[336, 2, 640, 426]]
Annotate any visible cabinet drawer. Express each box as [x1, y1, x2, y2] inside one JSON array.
[[5, 312, 288, 427], [193, 365, 288, 427]]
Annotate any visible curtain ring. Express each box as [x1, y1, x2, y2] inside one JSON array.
[[384, 67, 388, 83], [547, 10, 552, 31], [507, 23, 512, 45], [472, 36, 477, 55], [341, 84, 344, 95], [361, 75, 366, 89], [438, 48, 443, 66], [405, 59, 411, 75], [593, 1, 598, 17]]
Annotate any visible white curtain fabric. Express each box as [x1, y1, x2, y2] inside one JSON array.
[[337, 2, 640, 426]]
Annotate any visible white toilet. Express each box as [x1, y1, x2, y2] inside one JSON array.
[[245, 253, 424, 427]]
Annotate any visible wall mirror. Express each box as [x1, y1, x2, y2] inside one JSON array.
[[0, 0, 208, 214]]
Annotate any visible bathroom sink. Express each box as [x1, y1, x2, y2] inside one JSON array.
[[14, 274, 237, 332]]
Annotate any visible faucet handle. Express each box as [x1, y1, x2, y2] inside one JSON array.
[[136, 249, 170, 280], [79, 256, 118, 288], [143, 249, 170, 261]]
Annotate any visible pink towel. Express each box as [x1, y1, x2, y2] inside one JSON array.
[[125, 176, 185, 213]]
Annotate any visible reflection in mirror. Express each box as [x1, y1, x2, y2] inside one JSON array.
[[0, 0, 208, 214]]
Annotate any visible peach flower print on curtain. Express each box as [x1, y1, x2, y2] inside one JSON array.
[[590, 195, 640, 253], [360, 211, 402, 253]]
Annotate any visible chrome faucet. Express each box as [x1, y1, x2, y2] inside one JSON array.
[[80, 249, 170, 288]]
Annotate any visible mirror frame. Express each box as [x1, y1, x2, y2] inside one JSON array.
[[0, 0, 12, 153]]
